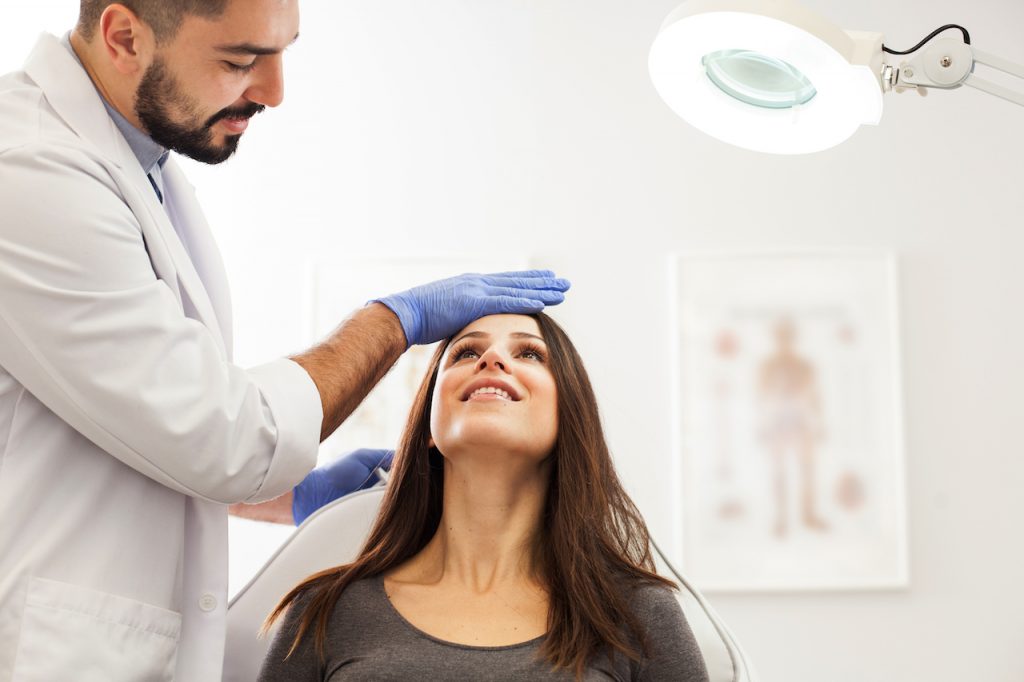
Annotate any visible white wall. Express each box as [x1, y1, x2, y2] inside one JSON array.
[[5, 2, 1024, 680]]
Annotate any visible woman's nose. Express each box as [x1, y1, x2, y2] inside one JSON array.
[[475, 348, 509, 373]]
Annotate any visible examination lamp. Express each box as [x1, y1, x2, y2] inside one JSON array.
[[648, 0, 1024, 154]]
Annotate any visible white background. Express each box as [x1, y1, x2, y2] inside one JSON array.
[[5, 1, 1024, 680]]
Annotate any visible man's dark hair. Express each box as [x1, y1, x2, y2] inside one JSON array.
[[78, 1, 230, 43]]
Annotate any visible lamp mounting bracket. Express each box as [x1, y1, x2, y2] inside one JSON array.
[[884, 35, 1024, 108]]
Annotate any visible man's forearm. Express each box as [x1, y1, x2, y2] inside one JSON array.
[[228, 492, 294, 524], [291, 302, 406, 442]]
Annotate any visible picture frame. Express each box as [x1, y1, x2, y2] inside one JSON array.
[[671, 251, 909, 591]]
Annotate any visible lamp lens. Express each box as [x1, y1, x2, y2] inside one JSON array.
[[702, 49, 817, 109]]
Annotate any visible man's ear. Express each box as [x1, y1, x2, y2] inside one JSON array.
[[99, 3, 155, 75]]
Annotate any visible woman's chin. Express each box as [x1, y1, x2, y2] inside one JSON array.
[[437, 430, 548, 465]]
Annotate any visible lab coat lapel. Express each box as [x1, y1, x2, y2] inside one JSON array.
[[161, 160, 234, 358], [22, 33, 228, 358]]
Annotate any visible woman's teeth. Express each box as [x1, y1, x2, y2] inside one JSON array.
[[470, 387, 512, 400]]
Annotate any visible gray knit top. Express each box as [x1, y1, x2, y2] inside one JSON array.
[[257, 575, 710, 681]]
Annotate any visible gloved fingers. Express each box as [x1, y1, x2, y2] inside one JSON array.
[[374, 270, 569, 347], [321, 449, 389, 491], [343, 449, 394, 491], [478, 295, 546, 316], [356, 471, 382, 491], [346, 461, 384, 492], [482, 286, 566, 304], [476, 275, 571, 292], [349, 448, 395, 470], [361, 449, 395, 471], [476, 269, 557, 279]]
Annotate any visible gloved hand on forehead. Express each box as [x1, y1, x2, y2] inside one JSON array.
[[292, 448, 394, 526], [373, 270, 571, 348]]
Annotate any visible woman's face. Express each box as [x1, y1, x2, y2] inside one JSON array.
[[430, 315, 558, 464]]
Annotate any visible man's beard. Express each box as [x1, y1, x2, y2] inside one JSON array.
[[135, 58, 264, 165]]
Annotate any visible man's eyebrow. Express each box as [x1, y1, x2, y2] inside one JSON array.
[[215, 32, 299, 56]]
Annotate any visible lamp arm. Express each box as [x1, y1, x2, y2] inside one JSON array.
[[971, 48, 1024, 79], [963, 48, 1024, 108]]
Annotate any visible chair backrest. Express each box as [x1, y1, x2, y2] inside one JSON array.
[[224, 486, 758, 682]]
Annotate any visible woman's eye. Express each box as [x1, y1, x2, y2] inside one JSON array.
[[519, 349, 545, 362], [454, 349, 478, 361]]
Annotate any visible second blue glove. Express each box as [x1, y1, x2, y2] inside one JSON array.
[[292, 448, 395, 525]]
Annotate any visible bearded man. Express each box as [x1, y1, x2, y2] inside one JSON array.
[[0, 2, 569, 679]]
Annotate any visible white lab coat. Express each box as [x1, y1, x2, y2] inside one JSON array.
[[0, 34, 323, 681]]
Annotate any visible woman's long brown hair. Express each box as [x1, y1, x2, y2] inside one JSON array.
[[264, 313, 674, 677]]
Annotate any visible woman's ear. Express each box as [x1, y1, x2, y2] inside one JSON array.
[[427, 436, 435, 448]]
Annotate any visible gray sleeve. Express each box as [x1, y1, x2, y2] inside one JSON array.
[[633, 585, 711, 682], [257, 593, 325, 682]]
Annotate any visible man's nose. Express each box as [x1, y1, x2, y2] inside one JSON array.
[[246, 56, 285, 108]]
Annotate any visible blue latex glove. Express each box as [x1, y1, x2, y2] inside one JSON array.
[[373, 270, 571, 347], [292, 448, 394, 525]]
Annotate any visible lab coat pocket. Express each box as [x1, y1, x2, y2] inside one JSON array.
[[12, 577, 182, 682]]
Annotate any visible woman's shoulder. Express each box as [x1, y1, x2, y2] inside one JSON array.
[[258, 576, 391, 680], [324, 574, 385, 616], [624, 579, 682, 620], [281, 574, 385, 630], [620, 579, 710, 682]]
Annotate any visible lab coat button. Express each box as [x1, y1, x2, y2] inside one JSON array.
[[199, 593, 218, 612]]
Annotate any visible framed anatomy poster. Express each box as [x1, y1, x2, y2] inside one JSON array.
[[672, 251, 908, 591]]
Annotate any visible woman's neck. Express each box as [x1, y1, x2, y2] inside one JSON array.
[[400, 455, 549, 592]]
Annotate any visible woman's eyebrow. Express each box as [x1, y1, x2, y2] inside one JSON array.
[[510, 332, 546, 343], [450, 331, 489, 346], [450, 330, 546, 346]]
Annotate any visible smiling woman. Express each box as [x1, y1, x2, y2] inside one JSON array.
[[257, 313, 710, 681]]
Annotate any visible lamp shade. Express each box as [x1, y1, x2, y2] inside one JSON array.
[[650, 0, 885, 154]]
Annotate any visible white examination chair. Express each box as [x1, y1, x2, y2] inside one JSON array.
[[224, 486, 758, 682]]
